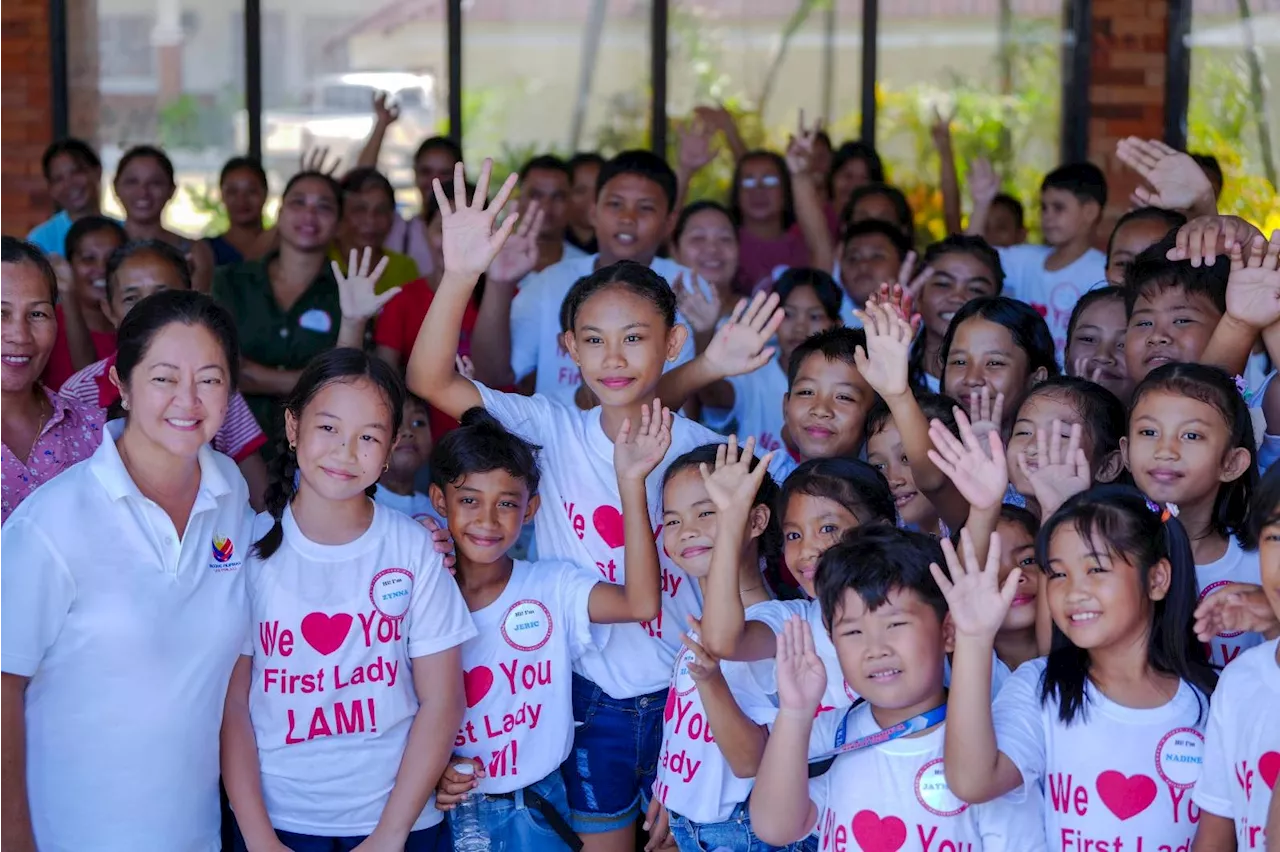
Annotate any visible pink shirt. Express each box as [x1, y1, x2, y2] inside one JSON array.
[[2, 387, 105, 523], [736, 223, 811, 294]]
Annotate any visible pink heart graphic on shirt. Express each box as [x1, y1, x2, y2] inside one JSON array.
[[593, 506, 626, 550], [464, 667, 494, 708], [850, 810, 906, 852], [663, 688, 677, 722], [1095, 771, 1157, 821], [300, 612, 353, 656], [1260, 752, 1280, 790]]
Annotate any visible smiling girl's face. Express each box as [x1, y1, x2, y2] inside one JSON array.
[[782, 492, 860, 598]]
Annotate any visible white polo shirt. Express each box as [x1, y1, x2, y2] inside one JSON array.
[[1, 420, 254, 852]]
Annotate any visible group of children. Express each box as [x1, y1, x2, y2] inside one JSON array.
[[3, 103, 1280, 852]]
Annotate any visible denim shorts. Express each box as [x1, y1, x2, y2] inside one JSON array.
[[447, 768, 579, 851], [667, 802, 816, 852], [561, 672, 668, 834], [230, 821, 446, 852]]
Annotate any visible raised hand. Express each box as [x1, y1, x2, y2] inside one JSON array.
[[1193, 583, 1279, 642], [930, 530, 1019, 641], [929, 104, 955, 148], [1071, 356, 1104, 385], [775, 615, 827, 715], [1116, 137, 1214, 213], [435, 159, 520, 278], [703, 291, 784, 376], [487, 200, 543, 285], [1016, 419, 1090, 517], [699, 435, 773, 514], [1168, 215, 1265, 268], [968, 157, 999, 209], [674, 271, 723, 335], [334, 247, 397, 321], [372, 90, 401, 127], [300, 146, 341, 177], [926, 405, 1009, 511], [682, 617, 723, 682], [614, 399, 674, 483], [965, 387, 1005, 446], [677, 118, 719, 175], [454, 354, 475, 380], [897, 251, 933, 313], [853, 302, 914, 399], [785, 110, 822, 177], [1225, 231, 1280, 330]]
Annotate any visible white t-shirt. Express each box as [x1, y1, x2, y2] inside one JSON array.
[[809, 707, 1047, 852], [654, 612, 780, 825], [1196, 537, 1265, 669], [725, 359, 789, 454], [478, 384, 709, 697], [507, 254, 699, 407], [998, 244, 1107, 358], [1193, 639, 1279, 849], [244, 503, 476, 835], [992, 657, 1209, 850], [0, 423, 254, 852], [456, 560, 600, 795], [374, 487, 444, 527]]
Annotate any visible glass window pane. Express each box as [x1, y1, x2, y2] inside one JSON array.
[[460, 1, 653, 172], [69, 0, 246, 237], [876, 1, 1068, 241], [669, 0, 863, 202], [1187, 1, 1280, 228]]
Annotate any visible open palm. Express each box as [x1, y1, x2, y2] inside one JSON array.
[[853, 302, 912, 398], [435, 159, 520, 278], [334, 247, 397, 321], [488, 202, 543, 284], [704, 292, 783, 376], [614, 400, 674, 482], [931, 531, 1018, 641], [700, 436, 772, 513], [1017, 420, 1090, 517], [1226, 231, 1280, 329], [1117, 137, 1213, 212], [776, 616, 827, 714], [927, 406, 1008, 511]]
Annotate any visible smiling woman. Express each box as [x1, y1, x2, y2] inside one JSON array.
[[1, 288, 256, 852], [1, 236, 106, 521]]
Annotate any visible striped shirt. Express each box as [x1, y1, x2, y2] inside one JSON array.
[[60, 354, 267, 463]]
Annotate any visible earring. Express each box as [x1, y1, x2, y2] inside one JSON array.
[[121, 398, 130, 411], [382, 462, 390, 473], [289, 442, 296, 452]]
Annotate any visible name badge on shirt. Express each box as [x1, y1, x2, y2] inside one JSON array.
[[298, 309, 333, 333]]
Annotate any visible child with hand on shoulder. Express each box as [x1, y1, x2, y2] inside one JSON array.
[[431, 403, 670, 850], [1124, 364, 1266, 669], [645, 440, 809, 851], [748, 528, 1046, 851], [1192, 463, 1280, 851], [408, 161, 785, 852], [222, 348, 476, 852], [941, 486, 1217, 852]]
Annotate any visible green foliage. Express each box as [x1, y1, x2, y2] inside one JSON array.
[[157, 94, 204, 150]]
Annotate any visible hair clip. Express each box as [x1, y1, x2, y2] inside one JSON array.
[[1144, 497, 1161, 515], [1234, 374, 1254, 406]]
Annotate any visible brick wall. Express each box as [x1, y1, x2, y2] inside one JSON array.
[[1087, 0, 1171, 234], [2, 0, 54, 236]]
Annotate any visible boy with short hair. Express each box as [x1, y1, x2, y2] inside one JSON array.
[[835, 219, 911, 327], [973, 162, 1108, 356], [374, 394, 443, 526], [508, 150, 699, 407], [985, 194, 1027, 249], [748, 527, 1044, 850], [518, 155, 586, 275], [566, 152, 605, 254]]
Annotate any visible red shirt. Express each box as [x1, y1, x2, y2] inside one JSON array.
[[42, 304, 116, 391], [374, 278, 482, 439]]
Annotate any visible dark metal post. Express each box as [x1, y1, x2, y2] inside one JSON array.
[[448, 0, 463, 147], [1059, 0, 1092, 162], [1165, 0, 1192, 149], [50, 0, 69, 139], [650, 0, 668, 155], [860, 0, 878, 144], [245, 0, 263, 160]]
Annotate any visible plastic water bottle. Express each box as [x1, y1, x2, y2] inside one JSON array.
[[450, 762, 490, 852]]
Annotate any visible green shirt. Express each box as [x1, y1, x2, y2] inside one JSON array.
[[212, 252, 341, 450]]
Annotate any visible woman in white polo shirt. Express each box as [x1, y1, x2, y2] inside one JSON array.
[[1, 288, 254, 852]]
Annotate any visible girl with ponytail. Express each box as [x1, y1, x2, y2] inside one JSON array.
[[222, 347, 477, 850]]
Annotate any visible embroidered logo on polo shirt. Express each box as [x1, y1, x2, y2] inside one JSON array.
[[210, 535, 243, 572]]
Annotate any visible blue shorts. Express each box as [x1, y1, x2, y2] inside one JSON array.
[[561, 672, 668, 834], [447, 769, 579, 851], [230, 822, 446, 852], [668, 802, 816, 852]]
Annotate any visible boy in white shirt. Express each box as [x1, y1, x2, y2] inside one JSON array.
[[508, 150, 698, 406], [972, 162, 1108, 357], [748, 526, 1045, 851], [428, 406, 669, 850]]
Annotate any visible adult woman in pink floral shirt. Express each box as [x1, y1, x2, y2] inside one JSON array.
[[1, 237, 104, 523]]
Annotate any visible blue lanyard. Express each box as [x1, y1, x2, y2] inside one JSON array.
[[806, 703, 947, 765]]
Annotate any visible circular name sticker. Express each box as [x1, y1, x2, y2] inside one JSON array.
[[673, 648, 698, 696], [1155, 727, 1205, 789], [369, 568, 414, 619], [1198, 580, 1244, 637], [501, 599, 553, 652], [915, 758, 967, 817]]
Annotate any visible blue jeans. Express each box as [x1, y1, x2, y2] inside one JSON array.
[[561, 673, 668, 834], [447, 768, 578, 851], [668, 802, 814, 852], [231, 822, 446, 852]]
